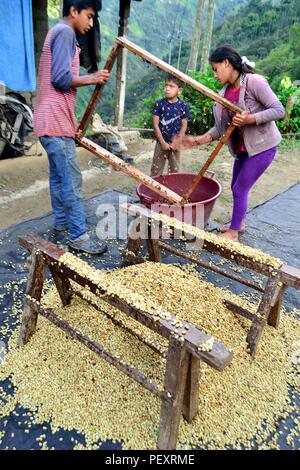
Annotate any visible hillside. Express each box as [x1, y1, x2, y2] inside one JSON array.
[[120, 0, 300, 127], [58, 0, 299, 125], [74, 0, 248, 122], [212, 0, 300, 88]]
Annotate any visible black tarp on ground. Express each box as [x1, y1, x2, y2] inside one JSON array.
[[0, 185, 299, 450]]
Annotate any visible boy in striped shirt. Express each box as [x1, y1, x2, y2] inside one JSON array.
[[34, 0, 109, 254]]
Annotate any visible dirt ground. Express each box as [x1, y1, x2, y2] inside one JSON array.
[[0, 135, 299, 230]]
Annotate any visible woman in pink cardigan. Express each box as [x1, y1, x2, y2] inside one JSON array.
[[176, 45, 285, 242]]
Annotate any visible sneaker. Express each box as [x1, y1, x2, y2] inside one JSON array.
[[54, 224, 68, 232], [123, 155, 134, 164], [48, 226, 68, 244], [68, 238, 108, 255]]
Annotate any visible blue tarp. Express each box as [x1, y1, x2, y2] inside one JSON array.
[[0, 186, 299, 449], [0, 0, 36, 91]]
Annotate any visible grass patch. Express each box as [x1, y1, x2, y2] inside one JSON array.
[[279, 136, 300, 150]]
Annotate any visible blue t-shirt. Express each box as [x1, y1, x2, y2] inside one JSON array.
[[152, 98, 190, 143]]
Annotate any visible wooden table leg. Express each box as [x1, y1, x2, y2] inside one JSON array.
[[147, 238, 161, 262], [182, 354, 200, 422], [246, 318, 265, 357], [48, 265, 73, 307], [147, 219, 162, 262], [18, 251, 45, 346], [157, 337, 189, 450], [122, 231, 143, 266], [246, 275, 280, 356], [267, 285, 286, 329]]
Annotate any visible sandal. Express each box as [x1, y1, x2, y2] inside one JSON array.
[[219, 221, 246, 233]]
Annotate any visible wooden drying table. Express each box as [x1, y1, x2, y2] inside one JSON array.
[[121, 203, 300, 357], [18, 232, 232, 450]]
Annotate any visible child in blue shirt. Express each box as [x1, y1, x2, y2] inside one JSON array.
[[151, 75, 190, 176]]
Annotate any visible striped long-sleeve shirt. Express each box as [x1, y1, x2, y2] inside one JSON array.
[[34, 21, 80, 138]]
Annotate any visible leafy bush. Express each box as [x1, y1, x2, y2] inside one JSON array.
[[276, 76, 300, 134], [135, 70, 300, 136], [181, 69, 221, 134], [134, 68, 221, 135], [134, 82, 164, 130]]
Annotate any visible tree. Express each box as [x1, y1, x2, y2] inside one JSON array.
[[290, 23, 300, 56], [200, 0, 215, 72], [187, 0, 206, 72]]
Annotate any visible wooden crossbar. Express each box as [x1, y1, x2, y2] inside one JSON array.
[[18, 232, 232, 450], [77, 42, 120, 137], [115, 37, 244, 197], [121, 203, 300, 357], [181, 123, 236, 202], [77, 136, 183, 205], [76, 37, 244, 205], [117, 37, 244, 114], [122, 202, 282, 277]]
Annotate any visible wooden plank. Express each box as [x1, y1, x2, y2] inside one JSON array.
[[157, 337, 189, 450], [182, 354, 200, 422], [246, 318, 264, 358], [19, 232, 233, 371], [223, 299, 258, 322], [117, 37, 244, 114], [77, 136, 183, 205], [48, 265, 73, 307], [72, 285, 167, 358], [280, 265, 300, 289], [126, 236, 142, 256], [268, 284, 286, 329], [77, 42, 119, 137], [26, 297, 172, 403], [126, 222, 143, 256], [122, 203, 277, 277], [158, 241, 265, 292], [60, 261, 232, 370], [18, 251, 45, 346], [122, 235, 143, 267], [181, 123, 236, 202], [147, 238, 162, 262], [246, 274, 280, 356], [19, 233, 66, 258]]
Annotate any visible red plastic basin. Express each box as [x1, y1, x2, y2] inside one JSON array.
[[136, 172, 222, 227]]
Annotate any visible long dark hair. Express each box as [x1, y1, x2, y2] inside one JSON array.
[[209, 45, 255, 74]]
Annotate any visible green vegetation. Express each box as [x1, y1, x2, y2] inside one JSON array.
[[133, 0, 300, 135], [276, 77, 300, 134], [134, 69, 300, 137], [213, 0, 300, 90], [181, 69, 221, 134], [47, 0, 300, 134], [134, 68, 221, 134]]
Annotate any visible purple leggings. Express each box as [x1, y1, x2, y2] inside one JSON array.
[[230, 147, 277, 230]]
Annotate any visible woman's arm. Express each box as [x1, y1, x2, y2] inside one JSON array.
[[178, 118, 188, 138], [172, 131, 213, 149]]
